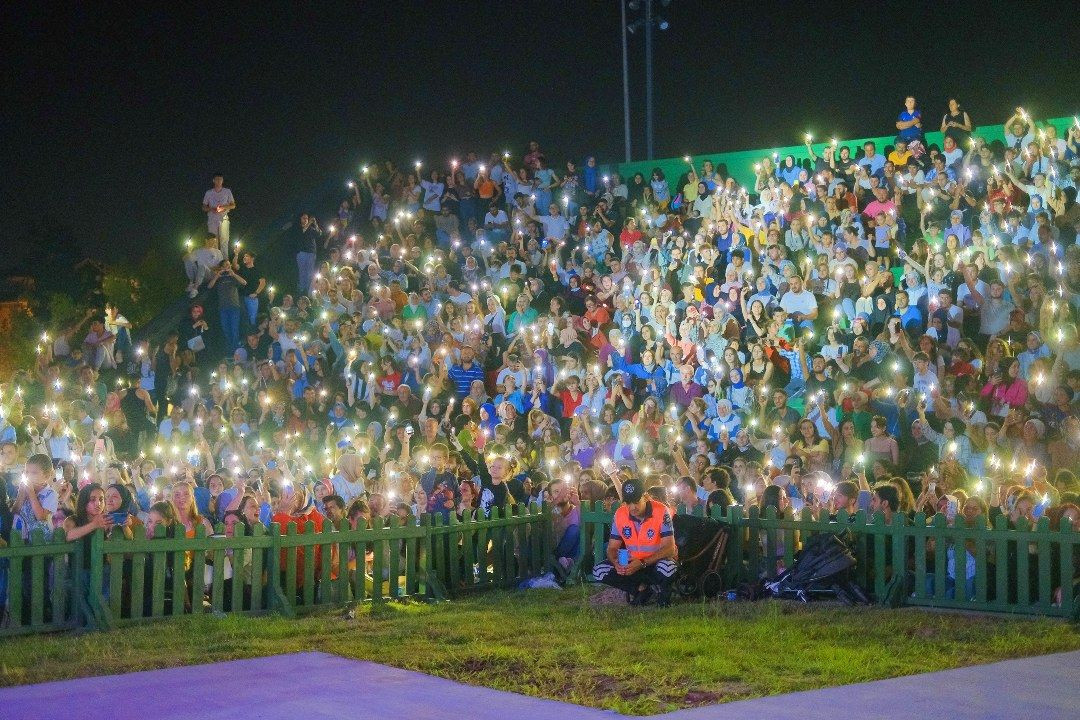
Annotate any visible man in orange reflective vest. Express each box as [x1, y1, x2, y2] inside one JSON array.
[[592, 479, 678, 606]]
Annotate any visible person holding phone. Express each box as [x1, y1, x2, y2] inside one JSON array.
[[12, 454, 58, 541], [103, 483, 139, 539], [592, 479, 678, 607], [63, 484, 112, 542], [202, 173, 236, 254]]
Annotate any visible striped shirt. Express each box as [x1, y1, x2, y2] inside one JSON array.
[[448, 362, 485, 397]]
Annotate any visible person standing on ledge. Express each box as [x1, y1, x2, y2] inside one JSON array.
[[593, 479, 678, 606], [202, 173, 236, 254]]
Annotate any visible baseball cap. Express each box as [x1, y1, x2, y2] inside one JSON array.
[[621, 479, 643, 503]]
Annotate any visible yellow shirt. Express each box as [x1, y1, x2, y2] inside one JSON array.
[[887, 149, 911, 167], [682, 181, 699, 204], [364, 329, 385, 351]]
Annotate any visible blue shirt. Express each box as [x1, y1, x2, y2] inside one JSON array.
[[494, 390, 528, 415], [858, 154, 885, 175], [897, 110, 923, 141], [777, 165, 802, 186], [448, 362, 485, 397]]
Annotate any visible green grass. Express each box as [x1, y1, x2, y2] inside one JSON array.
[[2, 589, 1079, 715]]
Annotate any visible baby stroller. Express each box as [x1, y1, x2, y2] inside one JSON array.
[[763, 531, 869, 605], [671, 514, 731, 599]]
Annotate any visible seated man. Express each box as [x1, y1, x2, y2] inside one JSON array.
[[548, 477, 580, 576], [184, 233, 224, 297], [592, 479, 678, 606]]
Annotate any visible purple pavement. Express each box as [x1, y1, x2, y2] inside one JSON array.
[[1, 649, 1078, 720], [0, 652, 616, 720], [658, 649, 1080, 720]]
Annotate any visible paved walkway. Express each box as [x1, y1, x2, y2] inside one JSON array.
[[2, 649, 1077, 719]]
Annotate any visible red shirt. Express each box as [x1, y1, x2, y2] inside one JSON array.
[[558, 389, 583, 418], [377, 371, 402, 395], [272, 508, 326, 587], [620, 228, 643, 249], [584, 305, 611, 328]]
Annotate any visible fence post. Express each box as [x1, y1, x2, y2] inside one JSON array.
[[371, 516, 385, 603], [85, 530, 113, 630], [1060, 517, 1077, 620], [890, 512, 907, 605], [725, 505, 745, 586], [872, 512, 888, 601], [1035, 517, 1053, 611], [1015, 517, 1031, 607], [537, 501, 552, 576], [266, 522, 294, 619], [972, 515, 988, 605]]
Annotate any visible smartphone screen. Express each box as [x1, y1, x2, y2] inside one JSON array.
[[856, 490, 872, 512]]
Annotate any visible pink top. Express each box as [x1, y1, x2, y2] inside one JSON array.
[[981, 378, 1028, 416]]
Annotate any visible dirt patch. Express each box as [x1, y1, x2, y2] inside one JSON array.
[[683, 689, 725, 705], [680, 681, 754, 706], [592, 673, 640, 701], [589, 586, 629, 606]]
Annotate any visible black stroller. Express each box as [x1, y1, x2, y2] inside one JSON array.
[[763, 531, 870, 605], [670, 514, 731, 599]]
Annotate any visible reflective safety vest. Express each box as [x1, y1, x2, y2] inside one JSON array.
[[613, 500, 671, 560]]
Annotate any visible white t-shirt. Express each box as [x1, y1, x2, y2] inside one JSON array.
[[942, 148, 964, 167], [203, 188, 235, 219], [956, 280, 987, 310], [16, 486, 58, 540], [484, 210, 509, 229], [780, 290, 817, 316], [537, 213, 570, 240], [194, 247, 224, 271], [420, 180, 444, 211], [912, 369, 939, 412]]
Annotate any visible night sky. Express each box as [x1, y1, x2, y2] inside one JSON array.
[[6, 1, 1079, 267]]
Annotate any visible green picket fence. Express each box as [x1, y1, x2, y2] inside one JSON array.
[[578, 503, 1079, 618], [0, 505, 551, 636], [425, 504, 552, 595]]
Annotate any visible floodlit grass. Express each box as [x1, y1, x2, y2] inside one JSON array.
[[2, 589, 1079, 715]]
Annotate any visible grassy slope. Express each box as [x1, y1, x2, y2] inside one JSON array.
[[2, 589, 1078, 716]]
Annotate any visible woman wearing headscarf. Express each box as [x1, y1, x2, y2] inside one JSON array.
[[710, 397, 742, 443], [105, 482, 141, 539], [582, 156, 599, 201], [1017, 331, 1050, 380], [776, 155, 802, 186], [721, 366, 749, 411], [332, 453, 368, 506], [609, 423, 637, 469], [478, 402, 499, 441]]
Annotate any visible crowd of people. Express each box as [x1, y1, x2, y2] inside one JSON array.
[[2, 98, 1080, 613]]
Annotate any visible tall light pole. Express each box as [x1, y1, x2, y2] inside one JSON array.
[[644, 0, 654, 159], [621, 0, 631, 162], [626, 0, 670, 160]]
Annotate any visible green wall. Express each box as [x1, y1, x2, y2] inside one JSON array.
[[617, 116, 1076, 192]]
